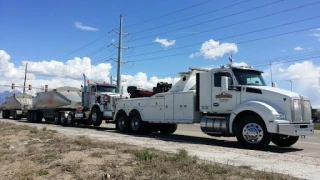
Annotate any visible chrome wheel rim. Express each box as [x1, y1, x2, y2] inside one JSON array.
[[242, 123, 263, 143], [92, 112, 97, 123], [118, 116, 126, 129], [131, 117, 139, 131]]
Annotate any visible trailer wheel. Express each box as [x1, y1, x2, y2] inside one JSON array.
[[54, 112, 61, 125], [33, 111, 42, 123], [3, 110, 10, 119], [13, 111, 17, 120], [91, 108, 102, 127], [27, 111, 33, 122], [159, 124, 178, 134], [235, 115, 271, 149], [271, 134, 299, 147], [2, 110, 6, 119], [67, 112, 76, 127], [60, 112, 67, 126], [116, 112, 129, 133], [129, 113, 147, 134]]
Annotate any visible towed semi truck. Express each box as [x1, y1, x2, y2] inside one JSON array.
[[27, 74, 128, 126], [1, 93, 33, 120], [114, 62, 314, 149]]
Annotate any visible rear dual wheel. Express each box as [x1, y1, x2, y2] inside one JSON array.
[[116, 112, 129, 133], [13, 111, 21, 120], [159, 124, 177, 134], [2, 110, 10, 119]]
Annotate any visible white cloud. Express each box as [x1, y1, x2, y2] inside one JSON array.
[[153, 38, 176, 48], [293, 46, 303, 51], [190, 39, 237, 60], [263, 60, 320, 108], [74, 22, 99, 31], [0, 50, 111, 93], [0, 50, 180, 96], [311, 33, 320, 41]]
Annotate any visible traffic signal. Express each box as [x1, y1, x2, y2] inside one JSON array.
[[28, 85, 32, 90], [11, 83, 15, 89], [45, 85, 48, 92]]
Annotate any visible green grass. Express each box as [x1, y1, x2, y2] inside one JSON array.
[[314, 123, 320, 130]]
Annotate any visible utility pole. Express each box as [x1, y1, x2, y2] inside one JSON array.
[[23, 63, 28, 93], [117, 14, 123, 93], [111, 14, 129, 93], [290, 80, 293, 91]]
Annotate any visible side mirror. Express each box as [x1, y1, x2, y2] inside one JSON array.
[[221, 76, 228, 92]]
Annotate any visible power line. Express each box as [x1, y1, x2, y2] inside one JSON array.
[[128, 25, 319, 63], [124, 0, 215, 28], [126, 1, 320, 50], [254, 54, 320, 68], [56, 33, 108, 60], [131, 0, 251, 34], [123, 15, 320, 58], [125, 0, 283, 43]]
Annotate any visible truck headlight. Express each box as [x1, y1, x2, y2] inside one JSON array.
[[274, 112, 286, 120]]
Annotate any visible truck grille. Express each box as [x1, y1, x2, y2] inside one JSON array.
[[293, 99, 311, 123], [302, 100, 311, 123]]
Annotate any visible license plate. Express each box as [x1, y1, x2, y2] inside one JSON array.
[[75, 112, 83, 118], [296, 127, 313, 135]]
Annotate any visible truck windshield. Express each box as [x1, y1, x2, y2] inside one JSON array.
[[96, 85, 117, 93], [232, 69, 266, 86]]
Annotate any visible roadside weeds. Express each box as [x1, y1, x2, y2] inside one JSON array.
[[0, 122, 295, 180]]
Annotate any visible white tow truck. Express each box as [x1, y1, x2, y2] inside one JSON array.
[[114, 62, 314, 149]]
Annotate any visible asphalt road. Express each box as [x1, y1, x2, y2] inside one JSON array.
[[1, 115, 320, 158]]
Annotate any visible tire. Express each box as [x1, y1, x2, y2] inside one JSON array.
[[159, 124, 178, 134], [67, 112, 75, 127], [33, 111, 42, 123], [3, 110, 10, 119], [54, 112, 61, 125], [13, 111, 17, 120], [17, 114, 22, 120], [2, 110, 7, 119], [272, 134, 299, 147], [116, 112, 129, 133], [235, 115, 271, 149], [129, 113, 147, 134], [60, 112, 67, 126], [91, 108, 102, 127], [27, 111, 33, 122]]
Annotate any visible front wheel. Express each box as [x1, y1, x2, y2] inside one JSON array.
[[272, 134, 299, 147], [91, 108, 102, 127], [236, 115, 271, 149]]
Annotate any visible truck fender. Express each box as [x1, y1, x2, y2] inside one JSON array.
[[229, 101, 278, 134], [114, 108, 145, 121], [114, 108, 130, 120]]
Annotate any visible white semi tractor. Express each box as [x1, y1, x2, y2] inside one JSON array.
[[28, 74, 127, 126], [114, 63, 314, 149]]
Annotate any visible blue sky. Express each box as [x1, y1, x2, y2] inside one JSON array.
[[1, 0, 320, 105]]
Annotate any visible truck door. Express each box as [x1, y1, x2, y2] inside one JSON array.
[[211, 72, 238, 114]]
